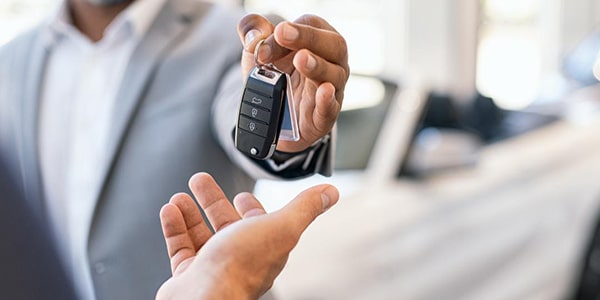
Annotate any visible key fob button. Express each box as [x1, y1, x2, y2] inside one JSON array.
[[238, 116, 268, 137], [240, 103, 271, 124], [235, 130, 273, 158], [242, 89, 273, 111]]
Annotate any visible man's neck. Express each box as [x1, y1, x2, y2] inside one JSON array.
[[68, 0, 132, 42]]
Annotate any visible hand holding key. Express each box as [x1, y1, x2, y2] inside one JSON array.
[[156, 173, 339, 299], [237, 14, 350, 153]]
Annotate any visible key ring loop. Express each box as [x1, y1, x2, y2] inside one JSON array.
[[253, 39, 283, 73], [254, 39, 266, 67]]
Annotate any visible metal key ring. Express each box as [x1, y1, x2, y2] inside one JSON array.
[[254, 39, 266, 67]]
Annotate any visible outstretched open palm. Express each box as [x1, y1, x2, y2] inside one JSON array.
[[156, 173, 339, 300]]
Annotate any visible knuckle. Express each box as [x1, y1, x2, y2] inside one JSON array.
[[314, 59, 328, 79], [238, 13, 259, 32], [296, 14, 318, 24], [337, 35, 348, 54], [300, 121, 316, 137], [336, 90, 345, 104], [337, 68, 348, 88], [308, 29, 318, 48], [329, 33, 349, 71], [337, 38, 349, 70], [238, 13, 270, 35], [313, 115, 333, 134]]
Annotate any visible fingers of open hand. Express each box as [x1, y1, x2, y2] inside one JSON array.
[[277, 184, 339, 238], [233, 192, 267, 218], [160, 197, 203, 275], [168, 192, 212, 249], [188, 173, 240, 232]]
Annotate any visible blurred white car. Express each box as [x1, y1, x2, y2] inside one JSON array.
[[255, 76, 600, 300]]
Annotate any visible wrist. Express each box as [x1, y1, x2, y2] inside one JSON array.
[[275, 133, 330, 155], [194, 258, 255, 300], [275, 140, 311, 153]]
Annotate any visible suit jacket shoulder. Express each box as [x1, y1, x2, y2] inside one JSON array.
[[0, 25, 43, 57], [0, 25, 46, 175]]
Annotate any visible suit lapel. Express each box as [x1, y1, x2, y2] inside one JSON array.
[[20, 31, 50, 219], [92, 0, 202, 209]]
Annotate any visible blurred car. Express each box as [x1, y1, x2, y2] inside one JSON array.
[[255, 74, 600, 300]]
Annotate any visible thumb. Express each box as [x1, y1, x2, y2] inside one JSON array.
[[237, 14, 274, 79], [276, 184, 339, 237]]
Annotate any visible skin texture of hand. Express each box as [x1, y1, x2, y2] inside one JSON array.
[[238, 14, 350, 153], [155, 173, 339, 300]]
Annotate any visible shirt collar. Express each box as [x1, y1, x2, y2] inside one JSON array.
[[123, 0, 167, 39], [43, 0, 167, 47]]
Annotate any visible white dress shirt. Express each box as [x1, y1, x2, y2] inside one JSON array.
[[38, 1, 166, 299]]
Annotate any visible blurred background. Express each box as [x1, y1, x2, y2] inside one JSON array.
[[4, 0, 600, 299]]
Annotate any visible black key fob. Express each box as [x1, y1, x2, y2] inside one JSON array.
[[235, 65, 287, 159]]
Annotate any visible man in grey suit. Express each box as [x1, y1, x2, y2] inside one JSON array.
[[0, 0, 349, 299]]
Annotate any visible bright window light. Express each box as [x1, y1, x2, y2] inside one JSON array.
[[342, 75, 386, 111], [477, 30, 541, 110], [0, 1, 55, 47], [477, 0, 542, 110]]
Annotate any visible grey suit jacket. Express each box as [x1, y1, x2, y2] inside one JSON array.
[[0, 0, 331, 299], [0, 155, 77, 300]]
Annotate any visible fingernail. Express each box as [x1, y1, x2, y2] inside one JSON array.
[[321, 186, 339, 211], [245, 29, 261, 48], [258, 43, 272, 63], [306, 54, 317, 70], [282, 23, 299, 41]]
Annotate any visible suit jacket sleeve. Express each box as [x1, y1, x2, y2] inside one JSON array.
[[211, 63, 334, 180]]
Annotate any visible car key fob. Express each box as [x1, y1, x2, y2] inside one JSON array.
[[234, 65, 287, 160]]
